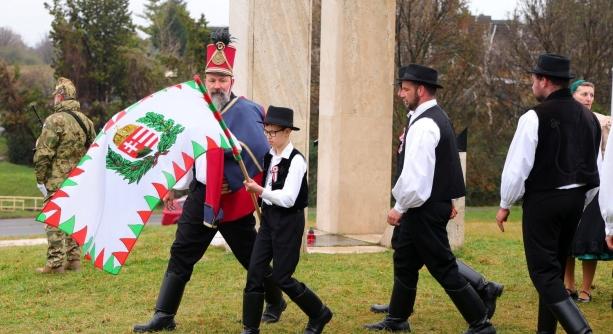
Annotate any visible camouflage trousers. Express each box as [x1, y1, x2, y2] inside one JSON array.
[[45, 225, 80, 268]]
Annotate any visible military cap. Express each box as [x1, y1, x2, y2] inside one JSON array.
[[53, 77, 77, 100]]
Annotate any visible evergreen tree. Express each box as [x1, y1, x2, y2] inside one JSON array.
[[141, 0, 210, 80]]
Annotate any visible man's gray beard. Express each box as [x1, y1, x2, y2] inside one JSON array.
[[211, 91, 230, 110]]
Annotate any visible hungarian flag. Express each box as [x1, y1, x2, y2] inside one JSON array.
[[35, 80, 236, 275]]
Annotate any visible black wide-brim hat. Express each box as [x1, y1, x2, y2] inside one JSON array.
[[397, 64, 443, 89], [528, 53, 575, 79], [259, 105, 300, 131]]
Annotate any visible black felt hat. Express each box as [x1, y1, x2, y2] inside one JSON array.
[[260, 105, 300, 131], [397, 64, 443, 89], [528, 53, 575, 79]]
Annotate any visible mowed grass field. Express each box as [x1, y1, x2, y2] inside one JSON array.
[[0, 207, 611, 333]]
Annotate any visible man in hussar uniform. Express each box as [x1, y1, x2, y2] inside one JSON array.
[[133, 30, 286, 332], [34, 77, 96, 274]]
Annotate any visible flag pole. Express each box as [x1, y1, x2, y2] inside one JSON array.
[[194, 75, 262, 221]]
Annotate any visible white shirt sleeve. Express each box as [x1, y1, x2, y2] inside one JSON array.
[[260, 154, 307, 208], [392, 118, 440, 213], [599, 132, 613, 236], [500, 110, 539, 209]]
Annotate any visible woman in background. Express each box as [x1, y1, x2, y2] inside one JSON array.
[[564, 80, 613, 303]]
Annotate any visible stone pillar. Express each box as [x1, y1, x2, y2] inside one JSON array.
[[447, 152, 466, 250], [316, 0, 396, 234], [229, 0, 312, 154], [228, 0, 253, 98]]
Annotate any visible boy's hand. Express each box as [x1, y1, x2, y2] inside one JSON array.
[[244, 178, 263, 195]]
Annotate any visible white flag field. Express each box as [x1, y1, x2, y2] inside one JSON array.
[[36, 80, 234, 275]]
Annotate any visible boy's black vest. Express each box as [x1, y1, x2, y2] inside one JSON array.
[[262, 148, 308, 210], [525, 89, 600, 192], [396, 104, 466, 203]]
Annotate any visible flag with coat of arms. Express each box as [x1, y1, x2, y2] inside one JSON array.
[[35, 79, 237, 275]]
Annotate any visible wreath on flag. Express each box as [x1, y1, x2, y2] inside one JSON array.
[[106, 112, 185, 184]]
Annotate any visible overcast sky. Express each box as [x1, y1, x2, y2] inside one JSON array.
[[1, 0, 518, 47]]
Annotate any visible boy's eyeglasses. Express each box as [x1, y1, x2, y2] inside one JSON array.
[[264, 129, 284, 137]]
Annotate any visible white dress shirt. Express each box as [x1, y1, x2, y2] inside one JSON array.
[[392, 99, 440, 213], [500, 110, 588, 209], [599, 132, 613, 236], [260, 142, 307, 208]]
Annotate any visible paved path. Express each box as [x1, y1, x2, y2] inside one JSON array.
[[0, 214, 163, 237], [0, 215, 386, 253]]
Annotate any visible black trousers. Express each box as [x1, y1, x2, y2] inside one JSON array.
[[392, 200, 466, 290], [166, 181, 268, 283], [522, 187, 586, 304], [245, 205, 306, 298]]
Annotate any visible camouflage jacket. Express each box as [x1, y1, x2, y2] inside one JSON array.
[[33, 100, 96, 192]]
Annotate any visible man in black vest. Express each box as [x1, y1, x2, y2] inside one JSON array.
[[496, 53, 599, 334], [365, 64, 495, 333]]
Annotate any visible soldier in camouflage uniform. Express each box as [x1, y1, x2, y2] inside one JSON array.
[[34, 77, 96, 274]]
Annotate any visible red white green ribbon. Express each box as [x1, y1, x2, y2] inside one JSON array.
[[194, 75, 242, 161]]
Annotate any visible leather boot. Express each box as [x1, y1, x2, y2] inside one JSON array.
[[369, 260, 504, 319], [537, 297, 557, 334], [64, 260, 81, 271], [241, 292, 265, 334], [36, 264, 65, 274], [369, 304, 389, 314], [446, 283, 496, 334], [133, 272, 187, 332], [261, 275, 287, 323], [364, 278, 413, 332], [456, 260, 503, 320], [291, 285, 333, 334], [547, 298, 592, 334]]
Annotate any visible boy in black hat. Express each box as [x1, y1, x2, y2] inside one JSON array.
[[241, 106, 332, 334], [496, 53, 598, 333], [365, 64, 495, 333]]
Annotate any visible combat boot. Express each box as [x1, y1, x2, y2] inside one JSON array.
[[133, 272, 186, 332], [64, 260, 81, 271], [36, 264, 65, 274]]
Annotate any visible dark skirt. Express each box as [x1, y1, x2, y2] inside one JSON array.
[[572, 193, 613, 260]]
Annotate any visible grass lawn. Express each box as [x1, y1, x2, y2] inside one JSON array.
[[0, 161, 39, 197], [0, 208, 611, 333]]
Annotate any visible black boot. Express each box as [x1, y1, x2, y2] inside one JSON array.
[[369, 304, 389, 314], [133, 272, 187, 332], [369, 260, 504, 319], [456, 260, 504, 320], [537, 297, 557, 334], [261, 275, 287, 323], [241, 292, 265, 334], [292, 285, 333, 334], [364, 278, 414, 332], [446, 283, 496, 334], [547, 298, 592, 334]]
